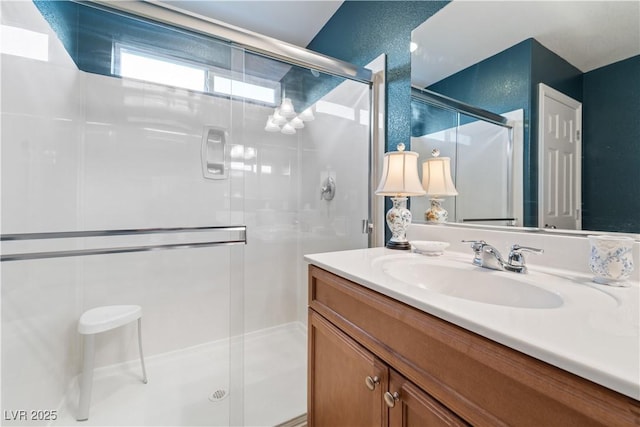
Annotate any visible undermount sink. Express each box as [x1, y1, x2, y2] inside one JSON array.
[[378, 256, 564, 309]]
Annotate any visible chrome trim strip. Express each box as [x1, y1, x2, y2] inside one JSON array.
[[80, 0, 373, 84], [368, 75, 375, 248], [411, 87, 511, 128], [1, 225, 246, 241], [1, 240, 246, 262], [461, 218, 516, 222]]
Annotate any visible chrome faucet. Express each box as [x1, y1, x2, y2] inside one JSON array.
[[462, 240, 543, 274]]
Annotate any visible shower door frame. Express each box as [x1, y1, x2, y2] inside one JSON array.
[[410, 88, 520, 226], [73, 2, 383, 424], [3, 2, 383, 424]]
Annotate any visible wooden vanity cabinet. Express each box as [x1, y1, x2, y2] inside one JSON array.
[[309, 310, 467, 427], [308, 265, 640, 427]]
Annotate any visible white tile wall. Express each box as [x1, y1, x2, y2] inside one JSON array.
[[1, 2, 86, 417]]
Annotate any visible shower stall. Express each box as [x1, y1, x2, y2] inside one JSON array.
[[0, 1, 379, 425], [410, 88, 523, 227]]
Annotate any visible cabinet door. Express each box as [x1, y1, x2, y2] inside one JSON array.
[[309, 310, 387, 427], [387, 369, 468, 427]]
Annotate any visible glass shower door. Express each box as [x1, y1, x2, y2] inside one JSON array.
[[237, 52, 372, 426], [3, 1, 376, 425], [1, 1, 246, 425]]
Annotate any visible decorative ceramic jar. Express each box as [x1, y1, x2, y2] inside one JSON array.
[[588, 235, 634, 285]]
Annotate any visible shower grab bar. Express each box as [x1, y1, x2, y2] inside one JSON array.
[[1, 225, 246, 262]]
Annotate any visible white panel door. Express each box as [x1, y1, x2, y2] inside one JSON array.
[[538, 83, 582, 230]]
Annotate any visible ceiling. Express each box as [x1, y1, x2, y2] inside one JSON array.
[[158, 1, 344, 47], [151, 1, 640, 91], [412, 0, 640, 88]]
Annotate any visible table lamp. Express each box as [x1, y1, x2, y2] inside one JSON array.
[[422, 149, 458, 223], [375, 143, 426, 250]]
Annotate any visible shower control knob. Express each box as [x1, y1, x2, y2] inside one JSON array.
[[365, 375, 380, 391], [320, 176, 336, 201]]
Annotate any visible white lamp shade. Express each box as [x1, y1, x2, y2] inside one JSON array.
[[376, 150, 426, 196], [272, 108, 287, 125], [422, 157, 458, 196], [264, 115, 280, 132], [299, 107, 315, 121], [281, 122, 296, 135], [290, 116, 305, 129], [279, 97, 296, 118]]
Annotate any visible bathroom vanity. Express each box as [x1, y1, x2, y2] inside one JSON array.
[[306, 248, 640, 426]]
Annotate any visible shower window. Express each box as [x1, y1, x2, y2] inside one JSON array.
[[211, 75, 276, 105], [116, 46, 207, 91], [113, 44, 279, 105]]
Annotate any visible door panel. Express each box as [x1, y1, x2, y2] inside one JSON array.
[[308, 310, 386, 427], [538, 83, 582, 230], [388, 369, 468, 427]]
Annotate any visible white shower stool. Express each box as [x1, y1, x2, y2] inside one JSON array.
[[77, 305, 148, 421]]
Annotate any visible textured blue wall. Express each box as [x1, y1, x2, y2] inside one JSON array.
[[428, 40, 532, 119], [307, 1, 448, 152], [582, 55, 640, 233], [411, 98, 458, 137]]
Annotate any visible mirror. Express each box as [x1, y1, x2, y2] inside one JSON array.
[[410, 1, 640, 234]]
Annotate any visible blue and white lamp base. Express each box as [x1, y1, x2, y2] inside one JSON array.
[[425, 198, 448, 223], [386, 197, 412, 250]]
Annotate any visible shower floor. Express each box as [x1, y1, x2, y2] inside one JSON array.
[[53, 322, 307, 427]]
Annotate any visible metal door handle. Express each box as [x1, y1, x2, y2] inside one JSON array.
[[384, 391, 400, 408], [364, 375, 380, 391]]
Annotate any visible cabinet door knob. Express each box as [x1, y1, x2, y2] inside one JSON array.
[[384, 391, 400, 408], [365, 375, 380, 391]]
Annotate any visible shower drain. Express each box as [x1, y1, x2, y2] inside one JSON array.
[[208, 389, 229, 402]]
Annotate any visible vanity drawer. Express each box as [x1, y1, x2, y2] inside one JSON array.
[[309, 264, 640, 426]]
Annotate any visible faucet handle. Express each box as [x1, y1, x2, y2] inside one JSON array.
[[507, 244, 543, 270], [510, 244, 543, 255], [462, 240, 487, 266], [461, 240, 487, 251]]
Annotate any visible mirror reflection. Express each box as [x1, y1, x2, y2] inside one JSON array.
[[410, 1, 640, 233]]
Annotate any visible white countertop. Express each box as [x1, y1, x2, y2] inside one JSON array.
[[305, 247, 640, 400]]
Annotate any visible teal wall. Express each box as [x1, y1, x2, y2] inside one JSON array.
[[307, 1, 448, 152], [582, 55, 640, 233]]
